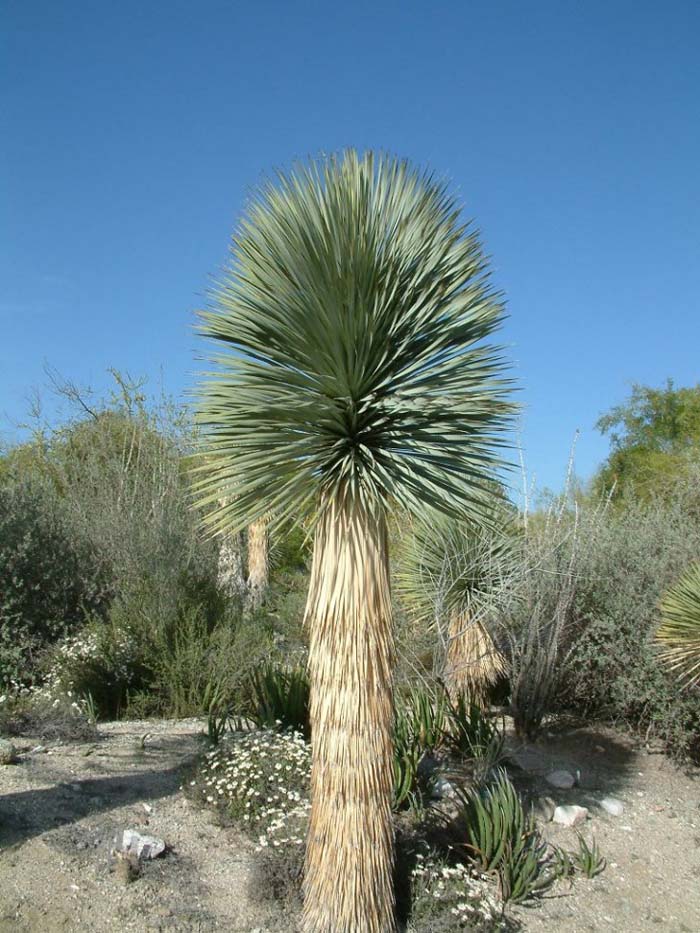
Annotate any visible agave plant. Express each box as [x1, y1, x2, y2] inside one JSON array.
[[397, 507, 514, 706], [453, 769, 555, 903], [656, 562, 700, 688], [195, 150, 512, 932]]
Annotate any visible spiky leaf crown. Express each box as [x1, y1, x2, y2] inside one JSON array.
[[195, 150, 513, 533]]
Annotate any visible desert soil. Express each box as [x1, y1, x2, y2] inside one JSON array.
[[1, 718, 699, 932]]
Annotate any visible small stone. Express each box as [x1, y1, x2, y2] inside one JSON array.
[[31, 744, 47, 754], [546, 769, 576, 790], [119, 829, 166, 860], [0, 739, 17, 764], [532, 796, 556, 822], [431, 777, 455, 800], [600, 797, 624, 816], [553, 804, 589, 827]]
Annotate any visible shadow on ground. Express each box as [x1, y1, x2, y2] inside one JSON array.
[[0, 734, 201, 850]]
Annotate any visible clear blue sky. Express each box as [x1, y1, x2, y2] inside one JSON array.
[[2, 0, 699, 495]]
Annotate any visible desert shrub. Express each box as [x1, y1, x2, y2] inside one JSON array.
[[0, 475, 109, 685], [406, 840, 505, 931], [493, 489, 608, 739], [42, 580, 273, 721], [0, 686, 97, 742], [187, 728, 311, 837], [558, 489, 700, 759], [44, 620, 146, 720]]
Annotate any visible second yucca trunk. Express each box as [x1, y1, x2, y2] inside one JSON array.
[[445, 614, 506, 708], [302, 498, 396, 933], [247, 517, 269, 608]]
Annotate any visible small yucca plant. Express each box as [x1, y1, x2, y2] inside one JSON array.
[[396, 509, 514, 706], [656, 562, 700, 688]]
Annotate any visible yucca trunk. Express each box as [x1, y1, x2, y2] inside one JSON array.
[[216, 498, 246, 598], [445, 613, 506, 708], [218, 528, 246, 596], [302, 498, 396, 933], [247, 517, 269, 609]]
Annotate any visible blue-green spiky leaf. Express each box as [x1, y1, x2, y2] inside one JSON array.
[[195, 150, 513, 533]]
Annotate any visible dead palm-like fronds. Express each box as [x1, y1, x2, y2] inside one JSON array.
[[657, 562, 700, 688], [397, 508, 514, 707], [194, 150, 513, 932]]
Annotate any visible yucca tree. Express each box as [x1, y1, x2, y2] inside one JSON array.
[[657, 562, 700, 688], [195, 150, 512, 933], [397, 506, 514, 706]]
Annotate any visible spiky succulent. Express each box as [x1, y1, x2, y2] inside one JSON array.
[[657, 562, 700, 688], [194, 150, 512, 533], [396, 503, 517, 626]]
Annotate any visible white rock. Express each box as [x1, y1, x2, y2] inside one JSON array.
[[119, 829, 166, 860], [552, 804, 589, 827], [431, 777, 456, 800], [545, 769, 576, 789], [600, 796, 624, 816]]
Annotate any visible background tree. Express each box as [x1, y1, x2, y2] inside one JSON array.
[[594, 380, 700, 501], [195, 151, 512, 932]]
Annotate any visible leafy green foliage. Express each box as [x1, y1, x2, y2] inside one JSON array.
[[657, 562, 700, 688], [558, 484, 700, 760], [452, 770, 556, 903], [392, 698, 440, 812], [195, 149, 513, 535], [594, 380, 700, 501], [0, 475, 108, 685], [401, 684, 449, 752]]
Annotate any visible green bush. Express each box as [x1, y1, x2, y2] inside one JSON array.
[[558, 490, 700, 760], [0, 476, 108, 685]]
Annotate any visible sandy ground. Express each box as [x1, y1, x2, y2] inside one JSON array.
[[0, 720, 278, 933], [1, 718, 699, 932]]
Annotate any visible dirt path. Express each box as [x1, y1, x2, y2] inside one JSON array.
[[0, 720, 278, 933], [1, 719, 698, 931]]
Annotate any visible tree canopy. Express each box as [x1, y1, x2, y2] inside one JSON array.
[[594, 380, 700, 500]]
